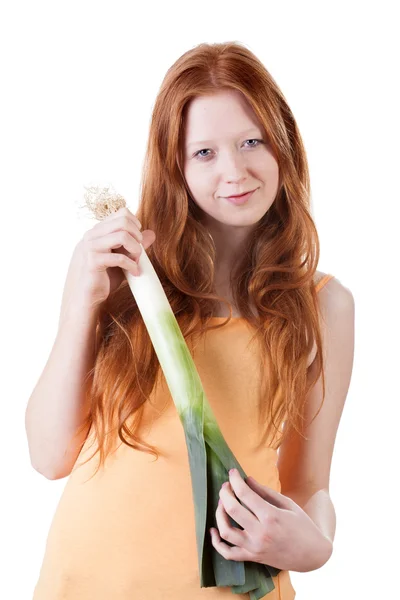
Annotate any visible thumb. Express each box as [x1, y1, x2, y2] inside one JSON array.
[[246, 476, 293, 510], [141, 229, 156, 250]]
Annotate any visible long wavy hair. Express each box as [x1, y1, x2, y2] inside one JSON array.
[[72, 41, 326, 479]]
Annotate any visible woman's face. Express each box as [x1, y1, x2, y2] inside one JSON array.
[[182, 89, 280, 235]]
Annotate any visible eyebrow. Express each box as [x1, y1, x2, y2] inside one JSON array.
[[186, 128, 262, 149]]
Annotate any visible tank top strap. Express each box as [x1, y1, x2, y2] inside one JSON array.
[[315, 273, 334, 293]]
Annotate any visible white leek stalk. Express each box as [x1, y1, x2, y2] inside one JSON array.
[[84, 189, 281, 599]]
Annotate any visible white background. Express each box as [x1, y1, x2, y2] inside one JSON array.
[[1, 1, 398, 598]]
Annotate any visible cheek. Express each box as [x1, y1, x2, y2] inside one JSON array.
[[257, 165, 280, 196], [186, 171, 216, 199], [255, 153, 277, 174], [183, 166, 206, 192]]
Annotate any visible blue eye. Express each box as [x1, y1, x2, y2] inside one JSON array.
[[245, 139, 261, 147], [194, 139, 264, 160], [194, 148, 212, 159]]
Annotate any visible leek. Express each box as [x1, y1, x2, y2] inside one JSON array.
[[85, 190, 281, 598], [126, 248, 281, 599]]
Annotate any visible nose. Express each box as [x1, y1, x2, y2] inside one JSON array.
[[219, 150, 248, 182]]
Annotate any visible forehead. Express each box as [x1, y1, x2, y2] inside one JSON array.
[[183, 90, 263, 147]]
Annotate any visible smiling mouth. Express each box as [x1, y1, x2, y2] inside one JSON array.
[[223, 188, 258, 206], [224, 188, 258, 199]]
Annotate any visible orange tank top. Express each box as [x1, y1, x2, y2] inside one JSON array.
[[32, 274, 334, 600]]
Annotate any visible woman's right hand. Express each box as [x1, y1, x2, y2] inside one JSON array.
[[61, 207, 157, 318]]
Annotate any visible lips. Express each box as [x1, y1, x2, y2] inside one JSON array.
[[224, 188, 257, 205], [225, 188, 257, 199]]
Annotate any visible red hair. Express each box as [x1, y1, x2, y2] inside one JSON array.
[[72, 41, 326, 479]]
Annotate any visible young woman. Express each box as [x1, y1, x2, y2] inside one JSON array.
[[27, 41, 355, 600]]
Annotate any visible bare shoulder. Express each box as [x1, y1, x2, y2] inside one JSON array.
[[314, 269, 327, 286], [307, 271, 355, 365], [314, 270, 355, 310]]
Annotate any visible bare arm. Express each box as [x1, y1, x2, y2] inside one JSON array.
[[25, 306, 100, 480], [25, 242, 103, 482], [24, 209, 152, 480]]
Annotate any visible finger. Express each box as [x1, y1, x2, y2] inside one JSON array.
[[228, 470, 274, 521], [219, 483, 258, 534], [245, 475, 293, 510], [210, 526, 253, 563], [140, 229, 156, 250], [89, 215, 144, 248], [104, 206, 142, 230], [215, 497, 249, 548]]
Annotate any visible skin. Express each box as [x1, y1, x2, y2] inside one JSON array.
[[182, 89, 280, 293]]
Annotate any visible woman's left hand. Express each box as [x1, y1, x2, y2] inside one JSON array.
[[210, 469, 332, 572]]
